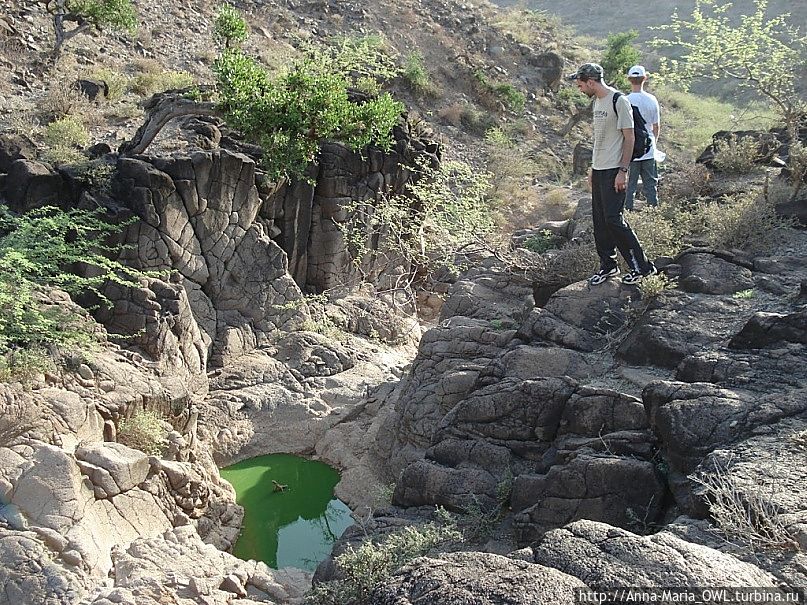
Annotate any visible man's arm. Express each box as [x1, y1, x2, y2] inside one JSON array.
[[652, 123, 660, 140], [620, 128, 634, 168]]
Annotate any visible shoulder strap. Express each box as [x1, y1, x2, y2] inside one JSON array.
[[612, 92, 621, 117]]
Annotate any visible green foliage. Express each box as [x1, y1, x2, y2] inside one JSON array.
[[733, 288, 755, 299], [90, 67, 130, 101], [305, 508, 461, 605], [402, 52, 433, 96], [638, 273, 678, 300], [340, 160, 494, 283], [0, 206, 144, 357], [712, 135, 763, 174], [651, 0, 807, 139], [557, 85, 590, 110], [484, 126, 512, 148], [700, 190, 794, 252], [628, 203, 703, 259], [214, 3, 248, 49], [0, 347, 55, 386], [44, 116, 90, 148], [214, 39, 404, 182], [473, 70, 525, 112], [69, 0, 138, 32], [129, 69, 195, 97], [523, 229, 561, 254], [601, 30, 640, 90], [118, 409, 167, 456]]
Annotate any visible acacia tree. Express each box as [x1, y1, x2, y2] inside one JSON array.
[[602, 30, 641, 90], [652, 0, 806, 141], [39, 0, 137, 59]]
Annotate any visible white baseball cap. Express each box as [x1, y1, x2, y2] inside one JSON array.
[[627, 65, 647, 77]]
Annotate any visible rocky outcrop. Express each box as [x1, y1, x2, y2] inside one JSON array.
[[370, 551, 586, 605]]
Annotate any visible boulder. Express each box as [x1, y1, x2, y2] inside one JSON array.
[[75, 442, 150, 499], [370, 551, 586, 605], [531, 520, 782, 588]]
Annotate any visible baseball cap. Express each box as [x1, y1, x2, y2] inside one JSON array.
[[627, 65, 647, 77], [568, 63, 604, 81]]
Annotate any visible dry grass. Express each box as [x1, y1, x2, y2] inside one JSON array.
[[692, 459, 798, 551]]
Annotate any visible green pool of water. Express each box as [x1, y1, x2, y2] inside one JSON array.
[[220, 454, 353, 570]]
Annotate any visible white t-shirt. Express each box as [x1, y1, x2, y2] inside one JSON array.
[[592, 88, 633, 170], [627, 90, 660, 162]]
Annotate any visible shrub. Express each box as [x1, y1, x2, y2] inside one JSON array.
[[90, 67, 130, 101], [484, 126, 511, 148], [628, 202, 700, 259], [601, 30, 640, 90], [305, 509, 461, 605], [214, 3, 248, 48], [692, 458, 797, 551], [340, 159, 494, 284], [118, 409, 167, 455], [402, 51, 433, 95], [700, 190, 794, 252], [0, 347, 55, 387], [711, 135, 762, 174], [658, 162, 712, 202], [557, 85, 590, 110], [214, 40, 403, 181], [44, 116, 90, 148], [523, 229, 560, 254], [473, 70, 525, 112], [638, 273, 678, 300], [130, 69, 195, 96], [0, 206, 144, 358], [38, 79, 94, 122]]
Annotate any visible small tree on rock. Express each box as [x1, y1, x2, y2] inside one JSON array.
[[39, 0, 138, 60]]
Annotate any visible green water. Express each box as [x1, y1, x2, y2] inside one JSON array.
[[221, 454, 353, 570]]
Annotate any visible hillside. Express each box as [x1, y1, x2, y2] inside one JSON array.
[[492, 0, 806, 43]]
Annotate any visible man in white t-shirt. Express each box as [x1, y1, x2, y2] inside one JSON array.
[[570, 63, 657, 286], [625, 65, 661, 210]]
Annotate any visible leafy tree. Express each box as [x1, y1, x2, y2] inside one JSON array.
[[0, 206, 144, 359], [652, 0, 807, 140], [213, 39, 403, 181], [601, 30, 641, 90], [38, 0, 138, 59], [214, 3, 248, 49]]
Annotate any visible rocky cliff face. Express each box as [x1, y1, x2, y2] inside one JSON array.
[[354, 204, 807, 598], [0, 104, 436, 604]]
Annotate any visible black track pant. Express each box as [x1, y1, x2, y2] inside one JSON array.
[[591, 168, 652, 273]]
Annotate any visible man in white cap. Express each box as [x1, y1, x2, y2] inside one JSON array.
[[569, 63, 657, 285], [625, 65, 662, 210]]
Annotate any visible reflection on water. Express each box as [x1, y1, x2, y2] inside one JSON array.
[[221, 454, 353, 570]]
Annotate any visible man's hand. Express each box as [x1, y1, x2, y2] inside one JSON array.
[[614, 170, 627, 192], [587, 169, 593, 191]]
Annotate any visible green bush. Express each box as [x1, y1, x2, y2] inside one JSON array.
[[305, 509, 461, 605], [44, 116, 90, 148], [402, 51, 432, 95], [601, 30, 640, 90], [711, 135, 762, 174], [700, 190, 793, 252], [0, 206, 144, 360], [473, 70, 525, 112], [214, 3, 248, 48], [214, 40, 403, 181], [523, 229, 561, 254], [90, 67, 130, 101], [339, 160, 494, 284], [129, 69, 194, 96], [118, 409, 167, 455]]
